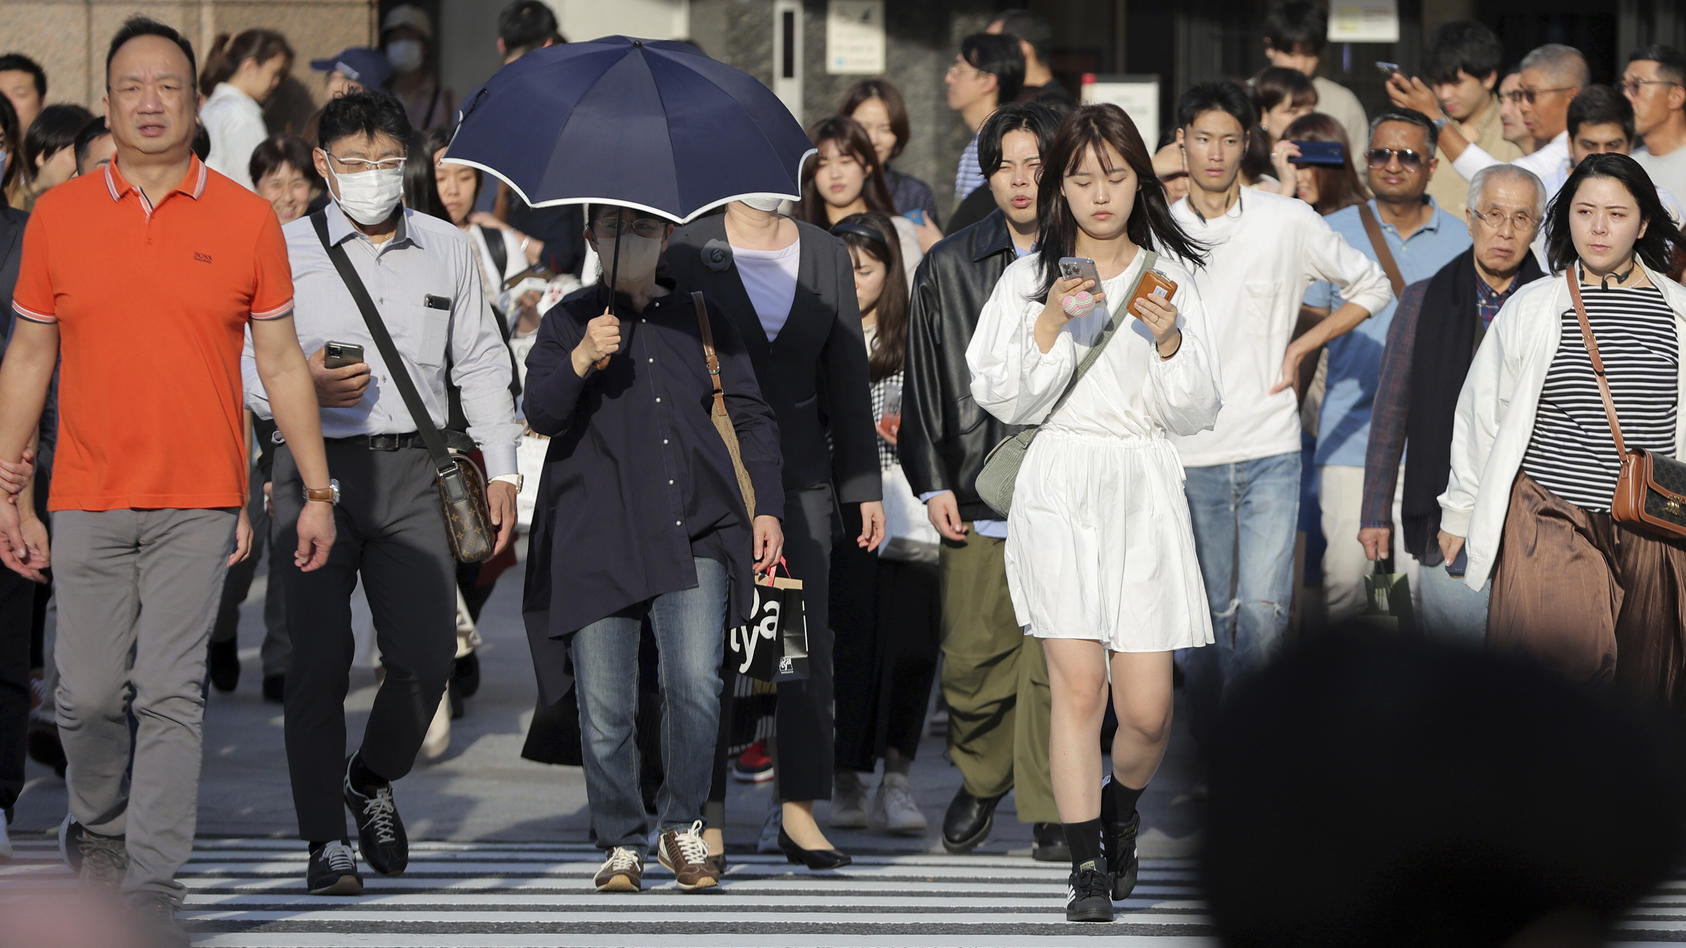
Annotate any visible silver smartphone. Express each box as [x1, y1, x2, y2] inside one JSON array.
[[1058, 256, 1102, 288], [1375, 61, 1401, 79]]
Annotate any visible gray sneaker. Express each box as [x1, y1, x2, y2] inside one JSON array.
[[59, 815, 127, 888], [872, 773, 929, 836], [830, 771, 868, 828]]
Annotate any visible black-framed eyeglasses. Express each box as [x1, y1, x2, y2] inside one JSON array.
[[592, 216, 666, 239], [1468, 207, 1539, 233], [1366, 147, 1426, 170], [1515, 86, 1576, 104], [1619, 78, 1683, 96]]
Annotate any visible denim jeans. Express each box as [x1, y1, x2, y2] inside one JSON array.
[[1416, 557, 1489, 644], [1182, 452, 1300, 742], [571, 557, 727, 850]]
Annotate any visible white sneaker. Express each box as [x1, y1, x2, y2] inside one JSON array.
[[0, 816, 11, 861], [872, 773, 929, 836], [755, 804, 783, 854], [830, 771, 868, 828], [420, 692, 451, 761]]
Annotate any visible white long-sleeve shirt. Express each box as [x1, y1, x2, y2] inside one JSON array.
[[200, 82, 267, 192], [1452, 130, 1572, 203], [1168, 189, 1393, 468]]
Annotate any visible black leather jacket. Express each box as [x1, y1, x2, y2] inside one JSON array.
[[899, 210, 1025, 522]]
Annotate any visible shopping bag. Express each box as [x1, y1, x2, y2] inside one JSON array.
[[727, 562, 810, 683], [1359, 557, 1415, 634]]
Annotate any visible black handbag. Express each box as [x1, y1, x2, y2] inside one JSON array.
[[310, 210, 497, 563]]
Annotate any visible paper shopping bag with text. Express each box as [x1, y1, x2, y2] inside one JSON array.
[[727, 568, 809, 684]]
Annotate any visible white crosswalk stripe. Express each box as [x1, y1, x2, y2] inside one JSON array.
[[3, 839, 1685, 946]]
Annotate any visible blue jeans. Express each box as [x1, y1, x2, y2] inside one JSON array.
[[1182, 452, 1301, 742], [570, 557, 727, 850], [1416, 557, 1489, 644]]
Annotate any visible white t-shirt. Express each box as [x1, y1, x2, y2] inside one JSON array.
[[732, 238, 801, 341], [1635, 144, 1686, 213], [200, 83, 267, 192]]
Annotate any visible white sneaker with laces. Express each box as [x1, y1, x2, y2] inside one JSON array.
[[872, 773, 929, 836], [830, 771, 868, 828]]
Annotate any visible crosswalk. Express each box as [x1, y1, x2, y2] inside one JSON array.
[[6, 838, 1686, 946]]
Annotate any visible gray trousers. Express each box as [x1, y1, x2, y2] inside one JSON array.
[[52, 508, 236, 900]]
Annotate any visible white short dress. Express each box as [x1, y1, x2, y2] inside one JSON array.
[[967, 251, 1221, 652]]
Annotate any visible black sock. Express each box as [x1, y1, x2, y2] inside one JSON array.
[[1101, 774, 1145, 827], [1063, 819, 1103, 871], [347, 753, 386, 795]]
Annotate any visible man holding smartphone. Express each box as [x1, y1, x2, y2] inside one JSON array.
[[242, 91, 521, 896], [1414, 22, 1525, 219], [900, 102, 1068, 860]]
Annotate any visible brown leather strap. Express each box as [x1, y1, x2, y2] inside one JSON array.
[[1357, 203, 1407, 297], [1566, 268, 1628, 457], [692, 290, 728, 415]]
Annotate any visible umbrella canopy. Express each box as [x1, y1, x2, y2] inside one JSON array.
[[443, 35, 815, 224]]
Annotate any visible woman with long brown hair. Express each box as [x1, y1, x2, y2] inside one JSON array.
[[839, 78, 945, 237], [795, 116, 927, 274], [199, 29, 294, 190], [967, 103, 1219, 922], [1277, 112, 1367, 213]]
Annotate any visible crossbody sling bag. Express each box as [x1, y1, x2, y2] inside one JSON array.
[[1566, 267, 1686, 541], [310, 210, 497, 563], [975, 250, 1157, 516]]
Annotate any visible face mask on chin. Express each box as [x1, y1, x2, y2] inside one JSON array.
[[327, 164, 405, 226]]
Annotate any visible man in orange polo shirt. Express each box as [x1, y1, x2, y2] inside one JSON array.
[[0, 17, 335, 941]]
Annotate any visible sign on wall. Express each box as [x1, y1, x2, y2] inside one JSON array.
[[1082, 75, 1161, 150], [826, 0, 885, 75], [1328, 0, 1400, 44]]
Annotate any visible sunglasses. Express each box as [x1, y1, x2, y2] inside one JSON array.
[[1509, 86, 1577, 105], [1365, 147, 1426, 170]]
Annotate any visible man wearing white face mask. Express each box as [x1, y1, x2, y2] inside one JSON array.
[[381, 5, 457, 134], [241, 91, 520, 896]]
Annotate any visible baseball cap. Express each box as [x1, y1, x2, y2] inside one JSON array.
[[381, 4, 434, 38], [308, 47, 392, 90]]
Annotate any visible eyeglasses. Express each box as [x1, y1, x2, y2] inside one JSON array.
[[1514, 86, 1577, 104], [592, 217, 666, 239], [326, 153, 406, 172], [1469, 207, 1539, 233], [1365, 147, 1426, 170], [1619, 78, 1683, 96]]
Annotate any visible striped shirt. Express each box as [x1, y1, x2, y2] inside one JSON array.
[[1521, 285, 1678, 511]]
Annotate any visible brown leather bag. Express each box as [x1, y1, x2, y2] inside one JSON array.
[[1566, 269, 1686, 541], [692, 291, 756, 519]]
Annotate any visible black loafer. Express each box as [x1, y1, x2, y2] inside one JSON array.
[[1032, 822, 1071, 862], [942, 788, 1004, 853]]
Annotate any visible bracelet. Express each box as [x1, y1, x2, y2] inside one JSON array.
[[1156, 331, 1182, 360]]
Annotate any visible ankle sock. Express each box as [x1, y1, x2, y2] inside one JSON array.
[[1101, 773, 1145, 827], [1062, 819, 1103, 871], [347, 754, 386, 795]]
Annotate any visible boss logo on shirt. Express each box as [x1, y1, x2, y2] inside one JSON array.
[[194, 252, 213, 264]]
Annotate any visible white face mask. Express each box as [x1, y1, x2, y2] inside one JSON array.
[[738, 195, 785, 213], [386, 39, 425, 74], [327, 163, 405, 226], [595, 231, 664, 283]]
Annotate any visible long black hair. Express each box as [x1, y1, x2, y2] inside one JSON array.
[[1544, 153, 1684, 274], [832, 212, 908, 383], [1035, 103, 1207, 297]]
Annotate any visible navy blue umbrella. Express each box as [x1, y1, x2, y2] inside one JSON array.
[[442, 35, 815, 224]]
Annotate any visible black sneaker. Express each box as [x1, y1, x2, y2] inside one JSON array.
[[307, 842, 364, 895], [207, 638, 240, 692], [59, 815, 127, 888], [1103, 810, 1141, 901], [1066, 859, 1115, 922], [343, 759, 408, 876], [1032, 822, 1071, 862], [128, 892, 188, 948]]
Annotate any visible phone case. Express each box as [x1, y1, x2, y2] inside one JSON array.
[[1131, 270, 1178, 309], [1058, 257, 1101, 287]]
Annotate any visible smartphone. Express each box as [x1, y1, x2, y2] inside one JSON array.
[[1447, 547, 1469, 578], [1375, 60, 1401, 79], [1288, 140, 1347, 166], [1058, 256, 1102, 289], [902, 208, 927, 226], [1129, 270, 1179, 315], [324, 341, 364, 369]]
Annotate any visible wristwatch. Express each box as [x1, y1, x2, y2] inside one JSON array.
[[1432, 116, 1450, 133], [303, 479, 341, 505]]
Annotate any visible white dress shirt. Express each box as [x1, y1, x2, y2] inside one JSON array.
[[200, 83, 267, 192]]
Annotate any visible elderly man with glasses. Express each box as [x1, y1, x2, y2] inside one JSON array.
[[1359, 165, 1547, 641]]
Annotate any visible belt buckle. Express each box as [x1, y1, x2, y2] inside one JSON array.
[[369, 433, 399, 451]]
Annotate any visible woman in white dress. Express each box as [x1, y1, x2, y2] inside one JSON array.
[[966, 103, 1221, 923], [198, 30, 293, 191]]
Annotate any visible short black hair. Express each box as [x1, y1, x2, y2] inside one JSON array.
[[72, 117, 109, 171], [1424, 20, 1505, 85], [499, 1, 558, 56], [1368, 107, 1438, 152], [0, 53, 46, 99], [249, 134, 320, 191], [23, 103, 94, 171], [1628, 44, 1686, 89], [1546, 153, 1684, 273], [317, 90, 413, 152], [992, 9, 1054, 65], [977, 101, 1064, 178], [105, 16, 197, 89], [1567, 85, 1635, 143], [1263, 1, 1326, 56], [1177, 81, 1257, 132], [960, 33, 1025, 106]]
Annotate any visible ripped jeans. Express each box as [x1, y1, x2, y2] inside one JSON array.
[[1181, 452, 1300, 744]]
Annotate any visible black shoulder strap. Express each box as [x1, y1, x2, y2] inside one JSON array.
[[310, 210, 455, 473], [479, 224, 509, 283]]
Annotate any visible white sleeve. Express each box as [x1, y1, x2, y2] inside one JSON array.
[[966, 265, 1075, 426], [240, 325, 272, 418], [1438, 295, 1519, 538], [1301, 211, 1393, 316], [1451, 140, 1502, 183], [1143, 273, 1222, 436]]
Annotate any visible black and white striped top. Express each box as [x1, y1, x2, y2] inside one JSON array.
[[1521, 285, 1679, 511]]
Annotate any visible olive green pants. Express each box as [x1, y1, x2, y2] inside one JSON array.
[[938, 527, 1056, 823]]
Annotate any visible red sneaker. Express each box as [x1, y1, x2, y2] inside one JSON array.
[[731, 740, 775, 784]]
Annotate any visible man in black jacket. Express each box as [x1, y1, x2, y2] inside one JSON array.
[[900, 102, 1066, 860]]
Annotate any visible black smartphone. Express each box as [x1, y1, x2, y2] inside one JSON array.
[[1375, 60, 1401, 79], [1447, 547, 1469, 578], [1288, 140, 1346, 166], [324, 341, 364, 369]]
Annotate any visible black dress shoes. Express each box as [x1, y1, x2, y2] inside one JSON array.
[[942, 788, 1004, 853], [777, 826, 851, 870], [1031, 822, 1071, 862]]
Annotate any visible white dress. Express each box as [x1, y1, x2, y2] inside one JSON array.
[[967, 251, 1222, 652]]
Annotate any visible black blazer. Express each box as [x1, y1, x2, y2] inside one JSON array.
[[665, 215, 881, 506]]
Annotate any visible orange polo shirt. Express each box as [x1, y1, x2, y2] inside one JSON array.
[[11, 154, 294, 512]]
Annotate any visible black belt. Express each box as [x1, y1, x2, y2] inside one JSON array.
[[327, 432, 426, 451]]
